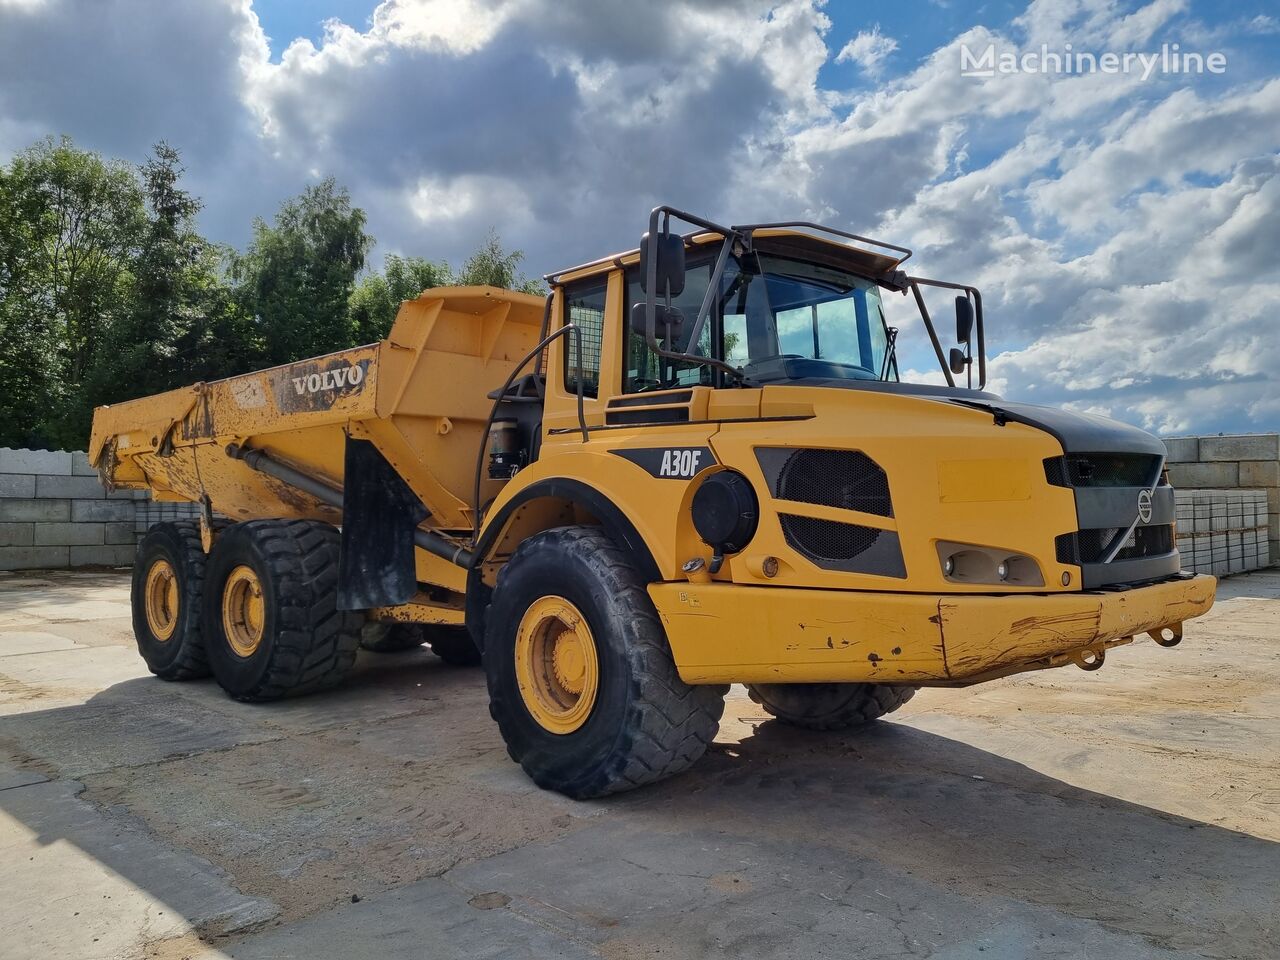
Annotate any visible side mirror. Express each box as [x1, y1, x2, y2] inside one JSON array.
[[631, 302, 685, 347], [949, 347, 967, 376], [639, 231, 686, 297], [955, 295, 974, 344]]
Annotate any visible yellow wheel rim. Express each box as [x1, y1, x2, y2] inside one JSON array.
[[143, 558, 180, 642], [222, 565, 266, 658], [514, 595, 599, 735]]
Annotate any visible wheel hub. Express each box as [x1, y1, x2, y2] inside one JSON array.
[[222, 565, 266, 658], [143, 558, 180, 641], [514, 596, 599, 735]]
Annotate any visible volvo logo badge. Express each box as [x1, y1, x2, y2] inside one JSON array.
[[1137, 489, 1153, 524]]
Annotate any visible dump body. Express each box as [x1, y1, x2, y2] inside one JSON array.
[[90, 286, 544, 589]]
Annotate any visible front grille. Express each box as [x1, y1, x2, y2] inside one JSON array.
[[781, 514, 881, 562], [767, 448, 893, 517], [1044, 453, 1162, 488], [1116, 524, 1173, 560], [1057, 524, 1174, 564]]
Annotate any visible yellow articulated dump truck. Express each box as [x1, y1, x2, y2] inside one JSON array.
[[91, 206, 1216, 798]]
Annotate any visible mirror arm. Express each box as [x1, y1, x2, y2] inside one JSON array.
[[910, 281, 956, 389], [683, 234, 734, 360], [640, 206, 746, 385], [972, 287, 986, 389]]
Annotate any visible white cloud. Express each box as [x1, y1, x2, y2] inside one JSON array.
[[0, 0, 1277, 433], [835, 25, 898, 76]]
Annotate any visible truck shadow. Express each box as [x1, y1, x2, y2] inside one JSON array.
[[1, 669, 1276, 957]]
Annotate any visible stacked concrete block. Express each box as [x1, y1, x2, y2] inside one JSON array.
[[0, 448, 138, 571], [1174, 489, 1270, 576], [1166, 434, 1279, 567], [134, 498, 204, 536]]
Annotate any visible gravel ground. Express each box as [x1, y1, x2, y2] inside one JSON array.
[[1, 567, 1277, 959]]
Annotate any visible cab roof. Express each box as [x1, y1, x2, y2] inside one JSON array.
[[546, 222, 913, 288]]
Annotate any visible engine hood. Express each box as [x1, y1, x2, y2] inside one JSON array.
[[944, 398, 1167, 457], [780, 378, 1166, 457]]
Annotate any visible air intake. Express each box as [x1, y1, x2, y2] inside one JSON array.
[[779, 514, 906, 578], [1044, 454, 1162, 489], [757, 448, 893, 517]]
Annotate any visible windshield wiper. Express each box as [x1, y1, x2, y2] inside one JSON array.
[[879, 323, 899, 381]]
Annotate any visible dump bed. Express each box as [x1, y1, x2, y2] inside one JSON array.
[[90, 286, 545, 534]]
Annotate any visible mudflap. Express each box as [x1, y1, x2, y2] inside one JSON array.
[[337, 437, 430, 610]]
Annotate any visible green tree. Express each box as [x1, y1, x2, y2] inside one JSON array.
[[235, 178, 372, 364], [0, 136, 145, 447], [348, 253, 451, 343], [85, 144, 223, 410], [456, 229, 543, 294]]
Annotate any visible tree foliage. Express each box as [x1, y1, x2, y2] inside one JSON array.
[[0, 137, 540, 449], [233, 178, 372, 365]]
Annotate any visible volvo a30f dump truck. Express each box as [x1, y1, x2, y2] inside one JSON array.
[[90, 206, 1216, 798]]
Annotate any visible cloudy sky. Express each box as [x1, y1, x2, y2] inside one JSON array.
[[1, 0, 1277, 435]]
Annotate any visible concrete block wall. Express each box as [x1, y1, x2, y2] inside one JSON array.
[[0, 448, 207, 572], [1165, 434, 1279, 565]]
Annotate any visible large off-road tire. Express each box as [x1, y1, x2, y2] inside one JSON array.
[[359, 622, 427, 653], [360, 623, 480, 666], [131, 521, 211, 681], [202, 520, 361, 701], [428, 626, 482, 667], [484, 526, 727, 799], [747, 682, 917, 731]]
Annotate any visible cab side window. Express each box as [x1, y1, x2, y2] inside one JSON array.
[[563, 279, 607, 398], [622, 259, 714, 394]]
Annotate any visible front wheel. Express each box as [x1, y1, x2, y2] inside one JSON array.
[[484, 527, 727, 799], [747, 682, 917, 731]]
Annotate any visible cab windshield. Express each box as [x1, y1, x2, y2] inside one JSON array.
[[624, 249, 899, 393]]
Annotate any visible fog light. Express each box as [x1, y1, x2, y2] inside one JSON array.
[[997, 561, 1010, 581], [943, 556, 955, 576]]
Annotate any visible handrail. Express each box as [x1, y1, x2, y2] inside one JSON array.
[[734, 220, 913, 267], [471, 321, 588, 550]]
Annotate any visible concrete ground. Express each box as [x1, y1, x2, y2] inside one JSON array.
[[0, 570, 1277, 960]]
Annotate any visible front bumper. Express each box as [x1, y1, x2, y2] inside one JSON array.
[[649, 574, 1216, 685]]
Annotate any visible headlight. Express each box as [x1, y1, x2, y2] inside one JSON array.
[[691, 470, 759, 571], [936, 541, 1043, 586]]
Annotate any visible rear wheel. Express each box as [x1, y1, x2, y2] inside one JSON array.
[[203, 520, 361, 701], [746, 682, 917, 731], [359, 622, 427, 653], [428, 626, 481, 667], [131, 521, 211, 680], [484, 527, 727, 799], [360, 623, 480, 665]]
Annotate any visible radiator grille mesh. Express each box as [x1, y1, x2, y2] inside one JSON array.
[[777, 449, 893, 517]]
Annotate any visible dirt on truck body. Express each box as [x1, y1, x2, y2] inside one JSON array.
[[90, 205, 1215, 798]]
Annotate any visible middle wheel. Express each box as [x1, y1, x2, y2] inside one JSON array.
[[203, 519, 362, 701], [484, 526, 727, 799]]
